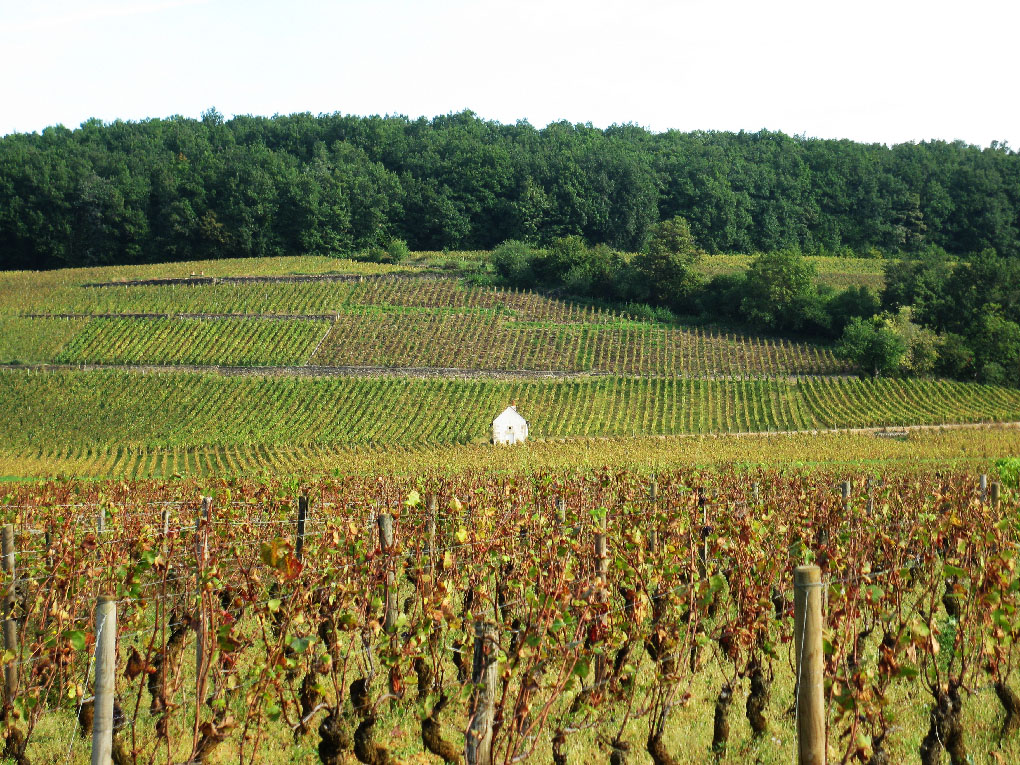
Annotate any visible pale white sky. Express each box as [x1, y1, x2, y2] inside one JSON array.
[[2, 0, 1018, 147]]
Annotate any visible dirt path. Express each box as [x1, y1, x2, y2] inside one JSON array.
[[0, 361, 860, 382], [80, 272, 440, 288]]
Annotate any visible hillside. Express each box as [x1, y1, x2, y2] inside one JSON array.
[[0, 256, 853, 375], [0, 254, 1015, 479]]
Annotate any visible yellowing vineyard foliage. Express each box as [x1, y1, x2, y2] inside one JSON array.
[[0, 469, 1017, 764], [2, 370, 1020, 457], [3, 427, 1020, 481]]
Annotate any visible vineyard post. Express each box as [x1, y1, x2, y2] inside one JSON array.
[[160, 506, 170, 558], [648, 478, 658, 553], [2, 619, 16, 704], [594, 519, 608, 582], [466, 621, 497, 765], [594, 516, 609, 685], [1, 524, 13, 595], [752, 481, 760, 504], [980, 474, 988, 503], [91, 595, 117, 765], [97, 506, 105, 534], [426, 497, 437, 575], [991, 481, 1001, 509], [194, 496, 211, 730], [794, 564, 825, 765], [295, 495, 308, 564], [698, 492, 709, 573], [378, 513, 398, 633], [2, 524, 16, 705], [840, 481, 851, 511], [555, 497, 566, 536]]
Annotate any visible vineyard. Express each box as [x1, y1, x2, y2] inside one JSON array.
[[52, 318, 332, 367], [3, 370, 1020, 455], [305, 306, 846, 376], [1, 275, 849, 376], [2, 426, 1020, 481], [697, 255, 886, 292], [0, 469, 1016, 764]]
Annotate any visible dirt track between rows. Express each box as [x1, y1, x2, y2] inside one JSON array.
[[0, 361, 859, 382]]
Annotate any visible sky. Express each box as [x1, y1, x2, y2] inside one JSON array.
[[2, 0, 1018, 147]]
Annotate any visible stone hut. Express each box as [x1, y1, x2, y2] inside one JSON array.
[[492, 405, 529, 445]]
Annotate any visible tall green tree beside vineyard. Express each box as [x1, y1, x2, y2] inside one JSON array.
[[740, 249, 824, 332], [632, 215, 703, 311], [837, 316, 907, 377]]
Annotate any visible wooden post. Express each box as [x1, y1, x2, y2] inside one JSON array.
[[295, 495, 308, 563], [466, 621, 498, 765], [425, 515, 437, 572], [699, 496, 709, 572], [1, 524, 14, 618], [991, 481, 1001, 509], [1, 524, 13, 581], [555, 498, 566, 535], [794, 565, 825, 765], [378, 513, 398, 633], [840, 481, 851, 510], [593, 518, 609, 685], [91, 595, 117, 765], [980, 474, 988, 504], [3, 619, 17, 705], [1, 523, 21, 709], [96, 506, 105, 534], [649, 477, 658, 502], [752, 481, 760, 504], [195, 497, 211, 718], [594, 524, 608, 583]]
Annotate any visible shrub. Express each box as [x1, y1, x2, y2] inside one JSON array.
[[492, 240, 538, 286]]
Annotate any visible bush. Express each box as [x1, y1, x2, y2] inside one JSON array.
[[980, 362, 1008, 386], [386, 238, 410, 263], [698, 273, 747, 321], [826, 286, 880, 337], [935, 333, 974, 379], [624, 303, 657, 321], [492, 240, 538, 286]]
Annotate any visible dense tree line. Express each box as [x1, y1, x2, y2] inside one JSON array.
[[2, 109, 1019, 270]]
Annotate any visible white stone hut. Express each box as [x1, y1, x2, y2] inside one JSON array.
[[492, 406, 529, 445]]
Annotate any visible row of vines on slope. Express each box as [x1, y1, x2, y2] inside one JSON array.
[[0, 469, 1015, 764], [3, 370, 1020, 452], [5, 276, 847, 376]]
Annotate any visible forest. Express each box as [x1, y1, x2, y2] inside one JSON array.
[[1, 109, 1018, 270]]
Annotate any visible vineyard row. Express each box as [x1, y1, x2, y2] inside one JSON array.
[[0, 470, 1011, 764], [1, 369, 1018, 454]]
